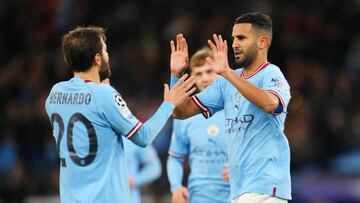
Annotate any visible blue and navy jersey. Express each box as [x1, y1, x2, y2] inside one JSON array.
[[45, 77, 142, 203], [193, 62, 292, 200], [124, 139, 161, 203], [169, 110, 230, 203]]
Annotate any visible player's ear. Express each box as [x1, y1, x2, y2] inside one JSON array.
[[93, 53, 101, 66], [259, 35, 269, 50]]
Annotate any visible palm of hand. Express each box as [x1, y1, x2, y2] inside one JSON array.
[[213, 52, 228, 75], [171, 52, 188, 73]]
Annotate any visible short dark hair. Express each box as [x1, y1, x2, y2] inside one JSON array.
[[62, 26, 106, 72], [235, 12, 273, 37]]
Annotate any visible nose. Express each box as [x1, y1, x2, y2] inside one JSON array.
[[201, 74, 209, 82], [232, 40, 238, 49]]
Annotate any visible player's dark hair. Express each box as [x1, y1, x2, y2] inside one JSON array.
[[235, 12, 273, 37], [62, 26, 106, 72]]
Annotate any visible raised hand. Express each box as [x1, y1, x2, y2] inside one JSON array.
[[164, 74, 196, 107], [172, 186, 189, 203], [170, 34, 189, 77], [207, 34, 231, 76]]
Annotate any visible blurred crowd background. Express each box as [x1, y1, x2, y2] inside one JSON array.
[[0, 0, 359, 202]]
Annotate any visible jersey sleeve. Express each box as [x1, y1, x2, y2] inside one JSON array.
[[263, 67, 291, 114], [134, 145, 162, 187], [192, 77, 225, 118], [168, 119, 190, 157], [96, 85, 142, 139]]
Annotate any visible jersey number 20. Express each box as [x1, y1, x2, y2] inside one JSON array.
[[51, 112, 98, 167]]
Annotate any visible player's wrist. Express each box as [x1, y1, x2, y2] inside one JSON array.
[[171, 70, 183, 77], [220, 66, 233, 78]]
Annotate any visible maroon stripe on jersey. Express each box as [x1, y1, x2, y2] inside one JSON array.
[[127, 121, 143, 139], [240, 62, 270, 79], [84, 80, 92, 83], [272, 186, 277, 196], [191, 95, 211, 118]]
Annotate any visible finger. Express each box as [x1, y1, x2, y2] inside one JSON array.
[[183, 37, 188, 56], [172, 74, 189, 89], [213, 34, 220, 50], [164, 83, 169, 93], [170, 40, 175, 53], [224, 40, 228, 52], [176, 34, 181, 51], [184, 87, 196, 97], [181, 38, 187, 52], [179, 76, 195, 91], [179, 34, 184, 51], [164, 83, 169, 98], [207, 39, 217, 51], [219, 35, 224, 51], [183, 188, 189, 198]]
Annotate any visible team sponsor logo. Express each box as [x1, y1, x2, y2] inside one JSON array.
[[114, 94, 131, 117], [207, 124, 220, 136], [225, 114, 254, 134], [191, 146, 227, 164]]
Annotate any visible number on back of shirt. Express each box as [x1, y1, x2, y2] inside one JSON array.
[[51, 112, 98, 167]]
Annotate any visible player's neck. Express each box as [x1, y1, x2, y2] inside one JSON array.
[[242, 54, 268, 77], [74, 66, 101, 83]]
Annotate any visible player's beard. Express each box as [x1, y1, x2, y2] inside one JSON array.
[[235, 42, 258, 69], [99, 55, 111, 81]]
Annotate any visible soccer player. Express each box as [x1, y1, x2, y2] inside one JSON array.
[[170, 12, 292, 203], [45, 26, 195, 203], [124, 139, 162, 203], [167, 47, 230, 203]]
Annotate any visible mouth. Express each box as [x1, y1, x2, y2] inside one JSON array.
[[234, 50, 243, 57]]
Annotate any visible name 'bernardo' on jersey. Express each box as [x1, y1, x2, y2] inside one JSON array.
[[49, 92, 91, 105]]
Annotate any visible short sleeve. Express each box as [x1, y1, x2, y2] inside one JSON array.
[[192, 77, 225, 118], [96, 85, 142, 139], [168, 119, 190, 157], [263, 67, 291, 114]]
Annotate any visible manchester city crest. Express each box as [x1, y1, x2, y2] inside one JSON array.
[[207, 124, 220, 136]]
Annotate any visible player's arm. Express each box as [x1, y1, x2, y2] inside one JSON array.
[[167, 120, 190, 203], [170, 76, 202, 119], [221, 68, 279, 113], [167, 153, 186, 193], [169, 34, 213, 119], [130, 74, 196, 147], [167, 155, 189, 203], [207, 34, 280, 114], [133, 146, 162, 187], [100, 74, 195, 147]]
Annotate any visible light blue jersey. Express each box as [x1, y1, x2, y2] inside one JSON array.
[[193, 62, 292, 200], [124, 139, 161, 203], [45, 77, 174, 203], [167, 110, 230, 203]]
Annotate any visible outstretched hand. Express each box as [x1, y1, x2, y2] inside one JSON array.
[[207, 34, 231, 76], [164, 74, 196, 107], [170, 34, 189, 77]]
